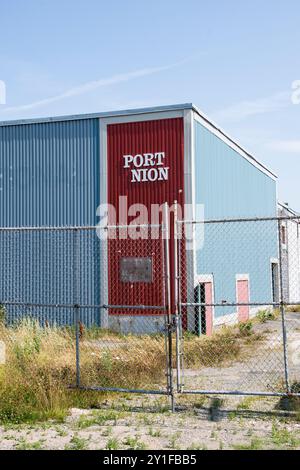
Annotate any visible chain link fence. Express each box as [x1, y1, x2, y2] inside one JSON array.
[[0, 223, 173, 400], [0, 215, 299, 409], [175, 216, 300, 397]]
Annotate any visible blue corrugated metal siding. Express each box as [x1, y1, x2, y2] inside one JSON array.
[[194, 121, 278, 316], [0, 119, 100, 326], [194, 123, 277, 220], [0, 119, 100, 226]]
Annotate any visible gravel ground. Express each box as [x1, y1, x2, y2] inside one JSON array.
[[0, 394, 299, 450]]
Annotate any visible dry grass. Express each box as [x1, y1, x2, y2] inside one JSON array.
[[0, 319, 167, 423], [0, 319, 76, 423], [0, 318, 264, 424], [183, 324, 263, 368], [286, 305, 300, 313]]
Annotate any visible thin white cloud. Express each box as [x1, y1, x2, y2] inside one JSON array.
[[267, 140, 300, 154], [0, 60, 186, 114], [212, 91, 290, 123]]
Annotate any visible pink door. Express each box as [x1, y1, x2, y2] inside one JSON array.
[[237, 279, 250, 323], [204, 282, 213, 336]]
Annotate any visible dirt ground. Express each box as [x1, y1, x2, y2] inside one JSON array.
[[0, 393, 299, 450]]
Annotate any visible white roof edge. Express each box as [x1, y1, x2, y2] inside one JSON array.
[[0, 103, 193, 127], [191, 104, 278, 180], [0, 101, 277, 180], [278, 201, 300, 216]]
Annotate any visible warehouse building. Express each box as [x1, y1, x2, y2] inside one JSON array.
[[0, 103, 279, 332], [278, 202, 300, 304]]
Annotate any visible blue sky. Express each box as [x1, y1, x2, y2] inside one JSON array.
[[0, 0, 299, 208]]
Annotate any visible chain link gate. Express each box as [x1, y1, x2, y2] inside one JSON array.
[[74, 219, 174, 402], [174, 215, 300, 399]]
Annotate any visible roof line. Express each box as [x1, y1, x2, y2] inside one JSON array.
[[191, 104, 278, 179], [0, 103, 193, 127], [0, 101, 277, 179], [278, 201, 300, 216]]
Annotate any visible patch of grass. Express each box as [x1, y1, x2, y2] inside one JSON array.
[[228, 411, 238, 421], [237, 396, 258, 410], [256, 308, 279, 323], [238, 321, 253, 337], [183, 324, 263, 368], [0, 305, 6, 325], [76, 410, 123, 429], [286, 305, 300, 313], [65, 434, 88, 450], [106, 437, 120, 450], [148, 427, 161, 437], [55, 427, 68, 437], [123, 435, 147, 450], [233, 437, 265, 450], [271, 423, 300, 448], [102, 425, 113, 437], [15, 438, 44, 450], [193, 396, 207, 409], [168, 432, 181, 449]]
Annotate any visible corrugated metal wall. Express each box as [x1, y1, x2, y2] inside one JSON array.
[[107, 118, 184, 316], [0, 119, 101, 326], [194, 122, 277, 220], [0, 119, 99, 226]]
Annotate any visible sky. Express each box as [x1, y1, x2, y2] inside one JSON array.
[[0, 0, 299, 209]]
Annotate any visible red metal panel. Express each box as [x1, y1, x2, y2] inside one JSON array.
[[107, 118, 184, 314], [237, 279, 250, 322]]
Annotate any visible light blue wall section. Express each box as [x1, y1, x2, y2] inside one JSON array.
[[194, 122, 277, 219], [194, 121, 278, 316], [0, 119, 100, 326]]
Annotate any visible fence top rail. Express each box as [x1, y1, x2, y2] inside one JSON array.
[[0, 223, 163, 232], [100, 223, 162, 230], [177, 215, 300, 225]]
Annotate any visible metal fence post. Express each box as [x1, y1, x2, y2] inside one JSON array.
[[277, 219, 290, 394], [163, 202, 175, 411], [74, 228, 81, 388], [75, 305, 80, 388], [174, 201, 181, 393], [177, 220, 184, 393]]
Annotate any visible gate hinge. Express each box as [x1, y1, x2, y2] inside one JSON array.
[[167, 317, 177, 333]]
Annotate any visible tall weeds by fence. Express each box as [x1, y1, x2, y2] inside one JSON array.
[[0, 317, 269, 424], [0, 319, 168, 423]]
